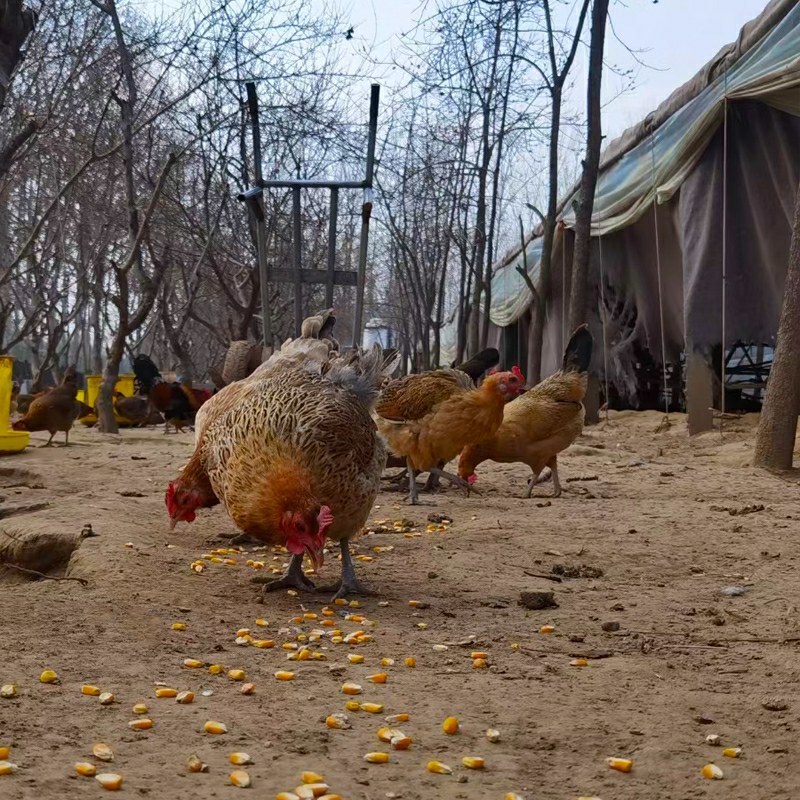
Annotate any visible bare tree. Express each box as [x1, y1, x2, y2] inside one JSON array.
[[754, 176, 800, 471]]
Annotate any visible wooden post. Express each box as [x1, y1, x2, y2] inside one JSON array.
[[686, 348, 714, 435], [326, 187, 339, 308]]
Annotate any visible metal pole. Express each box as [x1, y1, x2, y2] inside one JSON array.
[[246, 81, 273, 348], [352, 84, 380, 348], [292, 186, 303, 337], [326, 188, 338, 308]]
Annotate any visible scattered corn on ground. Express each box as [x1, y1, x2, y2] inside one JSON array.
[[2, 433, 783, 798]]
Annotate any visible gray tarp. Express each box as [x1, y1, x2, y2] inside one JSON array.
[[439, 0, 800, 385]]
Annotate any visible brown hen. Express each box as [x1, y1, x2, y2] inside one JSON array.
[[458, 325, 593, 497], [374, 365, 526, 503], [12, 366, 80, 446], [166, 337, 392, 599]]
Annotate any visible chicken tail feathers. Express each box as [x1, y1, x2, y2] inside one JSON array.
[[326, 343, 395, 408], [562, 324, 593, 373]]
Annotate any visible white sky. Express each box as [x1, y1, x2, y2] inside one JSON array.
[[341, 0, 771, 140]]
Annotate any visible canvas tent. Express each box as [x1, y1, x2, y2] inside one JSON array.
[[439, 0, 800, 432]]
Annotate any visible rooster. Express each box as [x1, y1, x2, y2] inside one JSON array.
[[133, 354, 211, 433], [165, 337, 394, 599], [374, 364, 526, 504], [458, 324, 593, 497], [12, 366, 80, 446]]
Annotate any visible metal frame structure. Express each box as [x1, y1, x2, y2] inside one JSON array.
[[237, 82, 380, 346]]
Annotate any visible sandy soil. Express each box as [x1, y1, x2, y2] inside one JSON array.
[[1, 411, 800, 800]]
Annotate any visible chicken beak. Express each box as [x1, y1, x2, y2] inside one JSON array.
[[306, 545, 324, 572]]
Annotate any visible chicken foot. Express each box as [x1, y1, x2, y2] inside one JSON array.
[[429, 467, 477, 497], [262, 552, 316, 593], [524, 459, 561, 498], [316, 539, 375, 601]]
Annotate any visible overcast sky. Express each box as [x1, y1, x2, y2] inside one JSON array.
[[342, 0, 770, 140]]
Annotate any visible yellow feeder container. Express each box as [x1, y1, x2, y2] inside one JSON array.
[[0, 356, 30, 453], [80, 373, 138, 426]]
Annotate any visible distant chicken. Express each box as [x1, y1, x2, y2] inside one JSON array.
[[458, 325, 593, 497], [12, 366, 80, 446], [165, 336, 394, 599], [375, 365, 526, 503], [133, 354, 211, 433]]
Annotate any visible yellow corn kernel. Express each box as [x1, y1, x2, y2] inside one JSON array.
[[93, 743, 114, 762], [331, 636, 344, 644], [310, 652, 327, 661], [408, 600, 423, 607], [470, 651, 489, 660], [303, 613, 318, 621], [349, 600, 361, 608], [241, 683, 256, 695], [0, 685, 16, 698], [275, 671, 296, 681], [345, 700, 361, 711], [131, 702, 148, 716], [472, 658, 488, 669], [380, 657, 394, 667], [171, 622, 187, 631], [81, 684, 101, 696], [296, 784, 329, 799], [228, 669, 246, 681], [0, 761, 17, 775], [322, 620, 336, 628], [229, 753, 253, 766], [504, 795, 524, 800], [341, 682, 362, 695], [347, 654, 365, 664], [224, 558, 237, 566], [155, 687, 178, 698], [209, 664, 224, 675], [368, 673, 388, 684], [326, 713, 350, 729], [0, 748, 8, 760], [99, 691, 114, 705], [95, 773, 123, 791], [75, 762, 97, 777], [318, 795, 343, 800], [389, 731, 411, 750], [539, 625, 555, 634], [186, 754, 208, 773], [404, 657, 416, 668], [296, 633, 308, 643], [39, 669, 59, 684], [283, 642, 299, 651], [427, 760, 452, 774], [486, 728, 501, 743], [606, 757, 633, 773], [176, 690, 194, 704], [702, 763, 724, 779], [322, 608, 335, 617], [209, 557, 223, 563], [253, 639, 276, 649], [230, 770, 251, 788], [297, 649, 312, 662], [300, 771, 324, 784], [255, 618, 269, 627], [360, 703, 384, 714], [334, 598, 347, 606], [377, 727, 398, 742], [345, 614, 365, 623], [236, 628, 251, 637], [235, 636, 252, 646], [275, 794, 301, 800], [442, 716, 459, 735], [204, 720, 228, 734], [363, 752, 389, 764], [385, 713, 410, 724], [570, 658, 589, 667], [723, 747, 742, 758], [129, 718, 153, 730], [184, 659, 203, 668], [462, 756, 485, 769]]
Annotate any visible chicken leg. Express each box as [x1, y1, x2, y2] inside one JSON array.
[[406, 457, 419, 505], [316, 539, 374, 601], [429, 467, 475, 496], [524, 458, 561, 498], [263, 553, 316, 593]]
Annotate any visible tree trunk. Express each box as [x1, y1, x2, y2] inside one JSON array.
[[568, 0, 609, 331], [753, 177, 800, 470], [98, 335, 124, 434]]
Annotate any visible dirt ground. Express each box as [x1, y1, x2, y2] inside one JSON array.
[[1, 411, 799, 800]]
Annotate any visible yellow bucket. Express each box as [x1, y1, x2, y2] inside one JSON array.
[[0, 355, 30, 453], [80, 373, 138, 426]]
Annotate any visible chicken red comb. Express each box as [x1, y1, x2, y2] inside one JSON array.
[[317, 504, 334, 533], [512, 365, 524, 381]]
